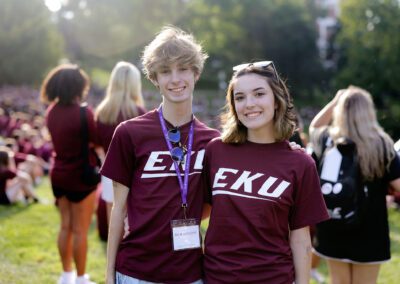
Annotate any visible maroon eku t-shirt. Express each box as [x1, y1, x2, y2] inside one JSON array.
[[101, 109, 219, 283], [203, 138, 329, 284]]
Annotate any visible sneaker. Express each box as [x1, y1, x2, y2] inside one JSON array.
[[75, 274, 96, 284], [57, 271, 76, 284], [310, 269, 325, 284]]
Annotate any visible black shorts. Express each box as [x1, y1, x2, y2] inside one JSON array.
[[52, 186, 96, 203]]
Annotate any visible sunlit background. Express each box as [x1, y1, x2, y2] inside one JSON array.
[[1, 0, 400, 136], [1, 1, 400, 283]]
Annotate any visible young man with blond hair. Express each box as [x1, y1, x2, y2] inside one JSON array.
[[102, 26, 219, 284]]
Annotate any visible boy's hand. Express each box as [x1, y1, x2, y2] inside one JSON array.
[[289, 141, 305, 152]]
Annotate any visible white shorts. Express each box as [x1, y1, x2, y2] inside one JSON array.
[[100, 175, 113, 203], [115, 272, 203, 284]]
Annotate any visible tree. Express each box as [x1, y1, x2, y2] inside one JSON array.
[[335, 0, 400, 138], [336, 0, 400, 97], [57, 0, 187, 71], [180, 0, 324, 95], [0, 0, 63, 86]]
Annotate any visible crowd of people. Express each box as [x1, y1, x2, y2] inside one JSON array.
[[1, 25, 400, 284]]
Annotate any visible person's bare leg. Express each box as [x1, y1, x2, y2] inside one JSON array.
[[71, 191, 96, 276], [57, 197, 74, 272], [327, 259, 351, 284], [17, 173, 38, 200], [312, 252, 321, 268], [310, 252, 325, 283], [5, 179, 25, 203], [352, 263, 380, 284], [106, 202, 112, 225]]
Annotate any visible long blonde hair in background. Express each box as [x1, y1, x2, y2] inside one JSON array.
[[330, 86, 395, 180], [95, 61, 145, 124]]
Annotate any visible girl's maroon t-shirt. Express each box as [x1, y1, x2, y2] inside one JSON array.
[[46, 103, 98, 191], [96, 106, 146, 153], [101, 109, 219, 283], [203, 138, 329, 284]]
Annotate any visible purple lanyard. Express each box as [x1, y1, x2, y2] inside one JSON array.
[[158, 106, 194, 207]]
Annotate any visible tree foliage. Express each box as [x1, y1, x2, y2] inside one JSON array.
[[0, 0, 323, 95], [57, 0, 187, 70], [0, 0, 63, 86], [179, 0, 324, 94], [336, 0, 400, 98], [335, 0, 400, 138]]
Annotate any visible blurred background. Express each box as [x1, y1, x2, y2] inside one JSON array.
[[1, 0, 399, 137]]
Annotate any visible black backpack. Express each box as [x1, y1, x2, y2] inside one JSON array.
[[315, 136, 369, 231]]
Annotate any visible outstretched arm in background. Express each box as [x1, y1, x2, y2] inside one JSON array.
[[309, 89, 346, 133]]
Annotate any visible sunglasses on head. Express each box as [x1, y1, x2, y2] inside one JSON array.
[[167, 127, 187, 163], [232, 61, 279, 80]]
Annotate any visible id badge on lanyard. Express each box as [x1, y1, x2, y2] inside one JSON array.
[[171, 217, 201, 251], [158, 107, 201, 251]]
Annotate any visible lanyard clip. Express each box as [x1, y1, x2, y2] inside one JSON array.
[[182, 203, 188, 219]]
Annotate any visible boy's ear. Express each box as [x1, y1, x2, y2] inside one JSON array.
[[194, 73, 200, 82]]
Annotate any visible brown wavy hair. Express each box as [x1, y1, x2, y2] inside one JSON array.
[[40, 64, 89, 105], [221, 64, 296, 144]]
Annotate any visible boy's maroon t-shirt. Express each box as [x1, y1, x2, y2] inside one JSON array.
[[203, 138, 329, 284], [101, 109, 219, 283]]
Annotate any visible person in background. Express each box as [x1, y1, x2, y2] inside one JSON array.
[[95, 61, 146, 227], [41, 64, 98, 284], [0, 147, 38, 205], [203, 61, 329, 284], [309, 86, 400, 284]]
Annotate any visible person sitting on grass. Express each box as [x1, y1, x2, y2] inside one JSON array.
[[0, 147, 39, 205]]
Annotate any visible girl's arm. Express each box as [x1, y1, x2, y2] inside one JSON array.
[[309, 89, 346, 133], [106, 181, 129, 284], [290, 226, 312, 284]]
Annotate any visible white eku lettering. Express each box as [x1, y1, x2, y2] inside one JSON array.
[[143, 150, 205, 172], [212, 167, 290, 200]]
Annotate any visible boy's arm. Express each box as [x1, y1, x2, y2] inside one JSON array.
[[106, 181, 129, 284]]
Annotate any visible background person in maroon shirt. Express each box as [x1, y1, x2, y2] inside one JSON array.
[[95, 61, 146, 227], [101, 26, 219, 284], [0, 147, 38, 205], [41, 64, 98, 284], [203, 62, 329, 284]]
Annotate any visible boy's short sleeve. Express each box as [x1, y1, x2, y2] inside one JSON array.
[[100, 123, 135, 188]]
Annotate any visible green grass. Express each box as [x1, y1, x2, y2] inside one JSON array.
[[0, 178, 107, 284], [1, 178, 400, 283]]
